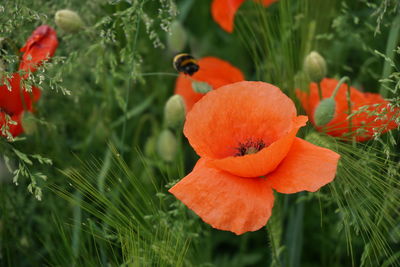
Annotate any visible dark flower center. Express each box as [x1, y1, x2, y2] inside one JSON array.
[[235, 139, 266, 156]]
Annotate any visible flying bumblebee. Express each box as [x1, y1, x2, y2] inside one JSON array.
[[173, 53, 199, 76]]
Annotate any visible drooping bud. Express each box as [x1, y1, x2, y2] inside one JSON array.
[[55, 9, 84, 33], [21, 112, 37, 135], [144, 136, 156, 157], [156, 129, 177, 162], [314, 97, 336, 127], [192, 81, 212, 94], [164, 94, 186, 129], [304, 51, 327, 83], [167, 21, 188, 53]]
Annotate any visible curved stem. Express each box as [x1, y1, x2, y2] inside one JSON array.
[[121, 1, 145, 156], [331, 77, 355, 143], [331, 76, 350, 99]]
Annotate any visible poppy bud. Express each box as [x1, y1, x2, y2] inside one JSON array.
[[314, 97, 336, 127], [144, 136, 156, 156], [157, 129, 177, 162], [167, 21, 188, 53], [55, 9, 84, 33], [164, 94, 186, 129], [304, 51, 327, 83], [21, 112, 37, 135], [192, 81, 212, 94]]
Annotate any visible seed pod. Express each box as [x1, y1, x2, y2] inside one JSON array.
[[55, 9, 84, 33], [164, 94, 186, 129], [157, 129, 177, 162], [314, 97, 336, 127], [304, 51, 327, 83], [192, 81, 212, 94]]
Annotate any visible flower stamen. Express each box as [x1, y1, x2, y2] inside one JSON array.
[[235, 139, 266, 156]]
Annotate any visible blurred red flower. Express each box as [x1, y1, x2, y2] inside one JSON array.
[[0, 25, 58, 138], [170, 81, 339, 235], [296, 78, 399, 141], [19, 25, 58, 75], [0, 73, 41, 115], [0, 112, 23, 137], [174, 57, 244, 111], [211, 0, 277, 33]]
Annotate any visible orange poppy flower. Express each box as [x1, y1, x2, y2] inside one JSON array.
[[174, 57, 244, 111], [19, 25, 58, 74], [0, 111, 23, 137], [211, 0, 277, 33], [296, 78, 399, 141], [169, 81, 340, 235]]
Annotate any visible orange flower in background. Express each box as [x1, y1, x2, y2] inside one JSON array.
[[211, 0, 277, 33], [296, 78, 399, 141], [169, 81, 340, 235], [174, 57, 244, 111], [0, 25, 58, 138], [19, 25, 58, 74]]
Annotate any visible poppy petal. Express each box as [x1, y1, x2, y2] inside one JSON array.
[[184, 81, 298, 160], [211, 0, 246, 33], [267, 138, 340, 193], [209, 116, 308, 177], [0, 111, 24, 137], [297, 78, 399, 141], [19, 25, 58, 74], [175, 57, 244, 111], [0, 73, 41, 114], [169, 159, 274, 235]]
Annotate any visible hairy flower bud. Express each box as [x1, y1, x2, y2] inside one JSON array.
[[304, 51, 327, 83], [314, 97, 336, 127], [55, 9, 84, 33], [144, 136, 156, 157], [167, 21, 188, 53], [164, 94, 186, 129], [157, 129, 177, 162]]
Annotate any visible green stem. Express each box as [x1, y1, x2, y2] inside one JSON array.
[[72, 191, 82, 264], [178, 0, 195, 22], [379, 11, 400, 98], [121, 1, 144, 156], [267, 227, 283, 267], [139, 72, 178, 77], [317, 82, 323, 100], [331, 77, 355, 143], [286, 195, 305, 267], [331, 76, 350, 98]]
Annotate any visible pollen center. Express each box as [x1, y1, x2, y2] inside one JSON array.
[[235, 139, 266, 157]]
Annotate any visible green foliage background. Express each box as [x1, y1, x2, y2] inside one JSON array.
[[0, 0, 399, 266]]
